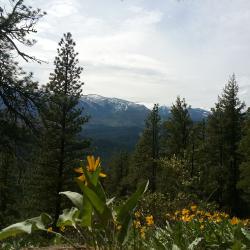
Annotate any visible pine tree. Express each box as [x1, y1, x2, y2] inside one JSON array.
[[204, 75, 244, 214], [129, 104, 161, 192], [0, 0, 46, 62], [32, 33, 89, 223], [0, 43, 41, 227], [106, 151, 130, 196], [162, 96, 193, 158], [237, 108, 250, 214]]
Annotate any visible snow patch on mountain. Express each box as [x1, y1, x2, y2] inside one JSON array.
[[82, 94, 146, 112]]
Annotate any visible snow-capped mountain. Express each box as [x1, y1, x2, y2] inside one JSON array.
[[82, 94, 144, 112], [80, 94, 149, 127], [80, 94, 209, 127], [80, 94, 210, 159]]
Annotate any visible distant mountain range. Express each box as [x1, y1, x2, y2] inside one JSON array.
[[80, 94, 210, 159], [80, 94, 209, 127]]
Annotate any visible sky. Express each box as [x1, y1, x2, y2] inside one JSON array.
[[12, 0, 250, 109]]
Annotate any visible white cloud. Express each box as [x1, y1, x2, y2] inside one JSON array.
[[17, 0, 250, 108]]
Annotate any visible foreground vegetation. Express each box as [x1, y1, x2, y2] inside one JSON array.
[[1, 156, 250, 250]]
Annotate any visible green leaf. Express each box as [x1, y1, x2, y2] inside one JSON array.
[[117, 180, 148, 222], [172, 244, 181, 250], [0, 213, 52, 241], [117, 180, 149, 244], [77, 179, 112, 227], [188, 237, 203, 250], [57, 207, 80, 228], [80, 184, 105, 214], [153, 236, 166, 250], [81, 196, 93, 227], [241, 228, 250, 241], [60, 191, 83, 210], [231, 240, 243, 250]]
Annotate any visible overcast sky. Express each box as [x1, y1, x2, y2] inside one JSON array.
[[15, 0, 250, 109]]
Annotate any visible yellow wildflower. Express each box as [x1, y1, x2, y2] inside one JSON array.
[[181, 215, 191, 222], [198, 218, 204, 223], [205, 212, 211, 218], [231, 217, 239, 225], [182, 208, 190, 215], [133, 220, 141, 228], [47, 227, 53, 233], [74, 155, 106, 183], [145, 215, 154, 226], [140, 226, 146, 239], [215, 217, 222, 223], [135, 211, 141, 218], [191, 205, 197, 212], [117, 225, 122, 230]]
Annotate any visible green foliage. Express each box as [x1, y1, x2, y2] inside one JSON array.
[[106, 150, 130, 196], [0, 156, 148, 249], [0, 0, 46, 62], [129, 104, 161, 192], [162, 96, 193, 158], [237, 108, 250, 210], [27, 32, 90, 221], [0, 213, 52, 241], [203, 75, 245, 213]]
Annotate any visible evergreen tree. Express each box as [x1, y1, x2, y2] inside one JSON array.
[[106, 151, 130, 196], [0, 39, 41, 227], [129, 104, 161, 192], [0, 0, 46, 62], [237, 108, 250, 214], [162, 96, 193, 158], [32, 33, 89, 223], [204, 75, 244, 214]]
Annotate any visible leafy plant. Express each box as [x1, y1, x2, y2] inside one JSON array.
[[0, 156, 148, 249]]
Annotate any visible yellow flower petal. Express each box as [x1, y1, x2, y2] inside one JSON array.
[[77, 175, 86, 182], [74, 167, 84, 174], [99, 172, 107, 178]]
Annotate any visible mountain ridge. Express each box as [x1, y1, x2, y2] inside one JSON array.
[[79, 94, 210, 159], [80, 94, 210, 127]]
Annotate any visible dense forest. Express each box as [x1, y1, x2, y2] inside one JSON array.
[[1, 1, 250, 249]]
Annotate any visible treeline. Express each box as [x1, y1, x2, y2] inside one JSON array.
[[106, 77, 250, 217], [0, 1, 90, 227]]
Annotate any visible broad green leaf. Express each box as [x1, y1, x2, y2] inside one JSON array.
[[77, 179, 112, 227], [80, 184, 105, 214], [0, 221, 33, 241], [231, 240, 243, 250], [60, 191, 83, 210], [188, 237, 203, 250], [117, 180, 148, 244], [57, 207, 80, 228], [0, 213, 52, 241], [28, 213, 52, 231], [241, 228, 250, 241], [82, 165, 101, 187], [81, 196, 93, 227], [172, 244, 181, 250]]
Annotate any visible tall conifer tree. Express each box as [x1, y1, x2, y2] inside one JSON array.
[[237, 108, 250, 214], [36, 33, 89, 223], [162, 96, 192, 158], [130, 104, 161, 192], [204, 75, 244, 214]]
